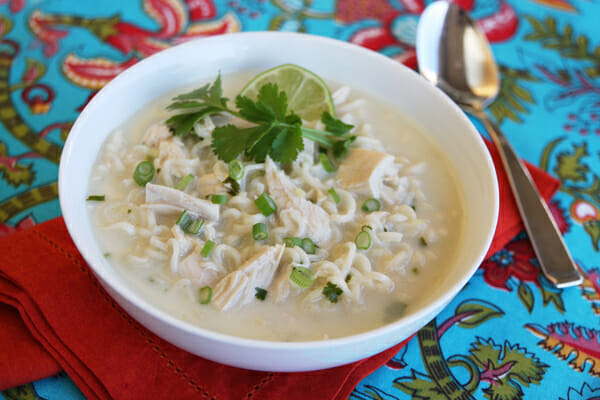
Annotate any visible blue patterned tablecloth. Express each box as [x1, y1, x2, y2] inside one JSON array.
[[1, 0, 599, 399]]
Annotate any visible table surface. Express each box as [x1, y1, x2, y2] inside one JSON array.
[[1, 0, 599, 399]]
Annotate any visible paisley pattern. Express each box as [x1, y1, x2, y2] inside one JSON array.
[[1, 0, 599, 398]]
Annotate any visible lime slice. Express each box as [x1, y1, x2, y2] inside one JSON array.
[[240, 64, 334, 121]]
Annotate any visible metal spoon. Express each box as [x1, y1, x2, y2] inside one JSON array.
[[416, 1, 582, 288]]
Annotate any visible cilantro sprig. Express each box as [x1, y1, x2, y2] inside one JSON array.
[[167, 75, 355, 163]]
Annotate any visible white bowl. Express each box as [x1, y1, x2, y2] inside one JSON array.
[[59, 32, 498, 372]]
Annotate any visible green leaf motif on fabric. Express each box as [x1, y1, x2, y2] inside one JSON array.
[[455, 300, 504, 329], [583, 220, 600, 251], [555, 143, 590, 182], [524, 16, 600, 74], [0, 142, 35, 187], [394, 369, 445, 400], [489, 65, 539, 124], [468, 338, 548, 400], [517, 283, 534, 313]]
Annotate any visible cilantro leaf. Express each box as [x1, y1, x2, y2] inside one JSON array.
[[211, 124, 261, 162], [257, 83, 287, 120], [322, 282, 343, 303], [255, 287, 267, 301], [245, 125, 279, 162], [166, 107, 220, 136], [172, 83, 210, 102], [236, 95, 275, 123], [333, 135, 356, 158], [207, 74, 227, 107], [322, 112, 354, 136], [271, 125, 303, 163]]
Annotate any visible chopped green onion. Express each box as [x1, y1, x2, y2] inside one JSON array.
[[175, 174, 194, 191], [355, 230, 371, 250], [185, 219, 205, 235], [328, 187, 340, 204], [228, 159, 245, 180], [127, 209, 132, 214], [103, 252, 110, 258], [255, 287, 267, 301], [176, 210, 192, 229], [361, 225, 372, 231], [211, 194, 228, 204], [198, 286, 212, 304], [289, 266, 316, 288], [322, 282, 343, 303], [345, 273, 352, 282], [361, 198, 381, 213], [301, 238, 317, 255], [86, 195, 105, 201], [252, 222, 268, 240], [420, 237, 428, 246], [284, 237, 302, 247], [319, 153, 336, 173], [133, 160, 155, 186], [411, 267, 420, 275], [201, 240, 215, 258], [255, 193, 277, 216]]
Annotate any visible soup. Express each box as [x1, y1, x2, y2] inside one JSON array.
[[87, 70, 465, 341]]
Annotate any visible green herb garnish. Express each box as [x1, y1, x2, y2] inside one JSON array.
[[86, 195, 105, 201], [255, 287, 267, 301], [322, 282, 343, 303], [166, 76, 355, 163]]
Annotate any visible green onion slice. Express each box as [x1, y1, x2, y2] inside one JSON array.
[[175, 174, 194, 191], [176, 210, 192, 229], [301, 238, 317, 255], [289, 266, 316, 288], [86, 195, 105, 201], [255, 287, 267, 301], [228, 159, 245, 180], [198, 286, 212, 304], [252, 222, 268, 240], [328, 187, 340, 204], [284, 237, 302, 247], [201, 240, 215, 258], [319, 153, 336, 173], [355, 230, 371, 250], [255, 193, 277, 216], [185, 219, 205, 235], [361, 198, 381, 213], [133, 160, 155, 186], [420, 237, 428, 246], [211, 194, 228, 204], [361, 225, 372, 231]]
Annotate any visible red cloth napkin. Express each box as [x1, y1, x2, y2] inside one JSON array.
[[0, 141, 559, 398]]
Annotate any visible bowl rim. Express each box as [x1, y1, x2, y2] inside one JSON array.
[[59, 31, 499, 350]]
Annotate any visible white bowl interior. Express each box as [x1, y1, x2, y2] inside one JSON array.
[[59, 32, 498, 371]]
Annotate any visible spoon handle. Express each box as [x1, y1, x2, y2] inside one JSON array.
[[473, 110, 583, 288]]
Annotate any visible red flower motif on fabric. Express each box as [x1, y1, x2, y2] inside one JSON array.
[[339, 0, 518, 69], [548, 199, 570, 234], [481, 239, 539, 290], [0, 216, 35, 238]]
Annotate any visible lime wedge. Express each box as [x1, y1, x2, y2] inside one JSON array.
[[240, 64, 334, 121]]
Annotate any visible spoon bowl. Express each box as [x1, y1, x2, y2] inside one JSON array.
[[417, 1, 499, 109]]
